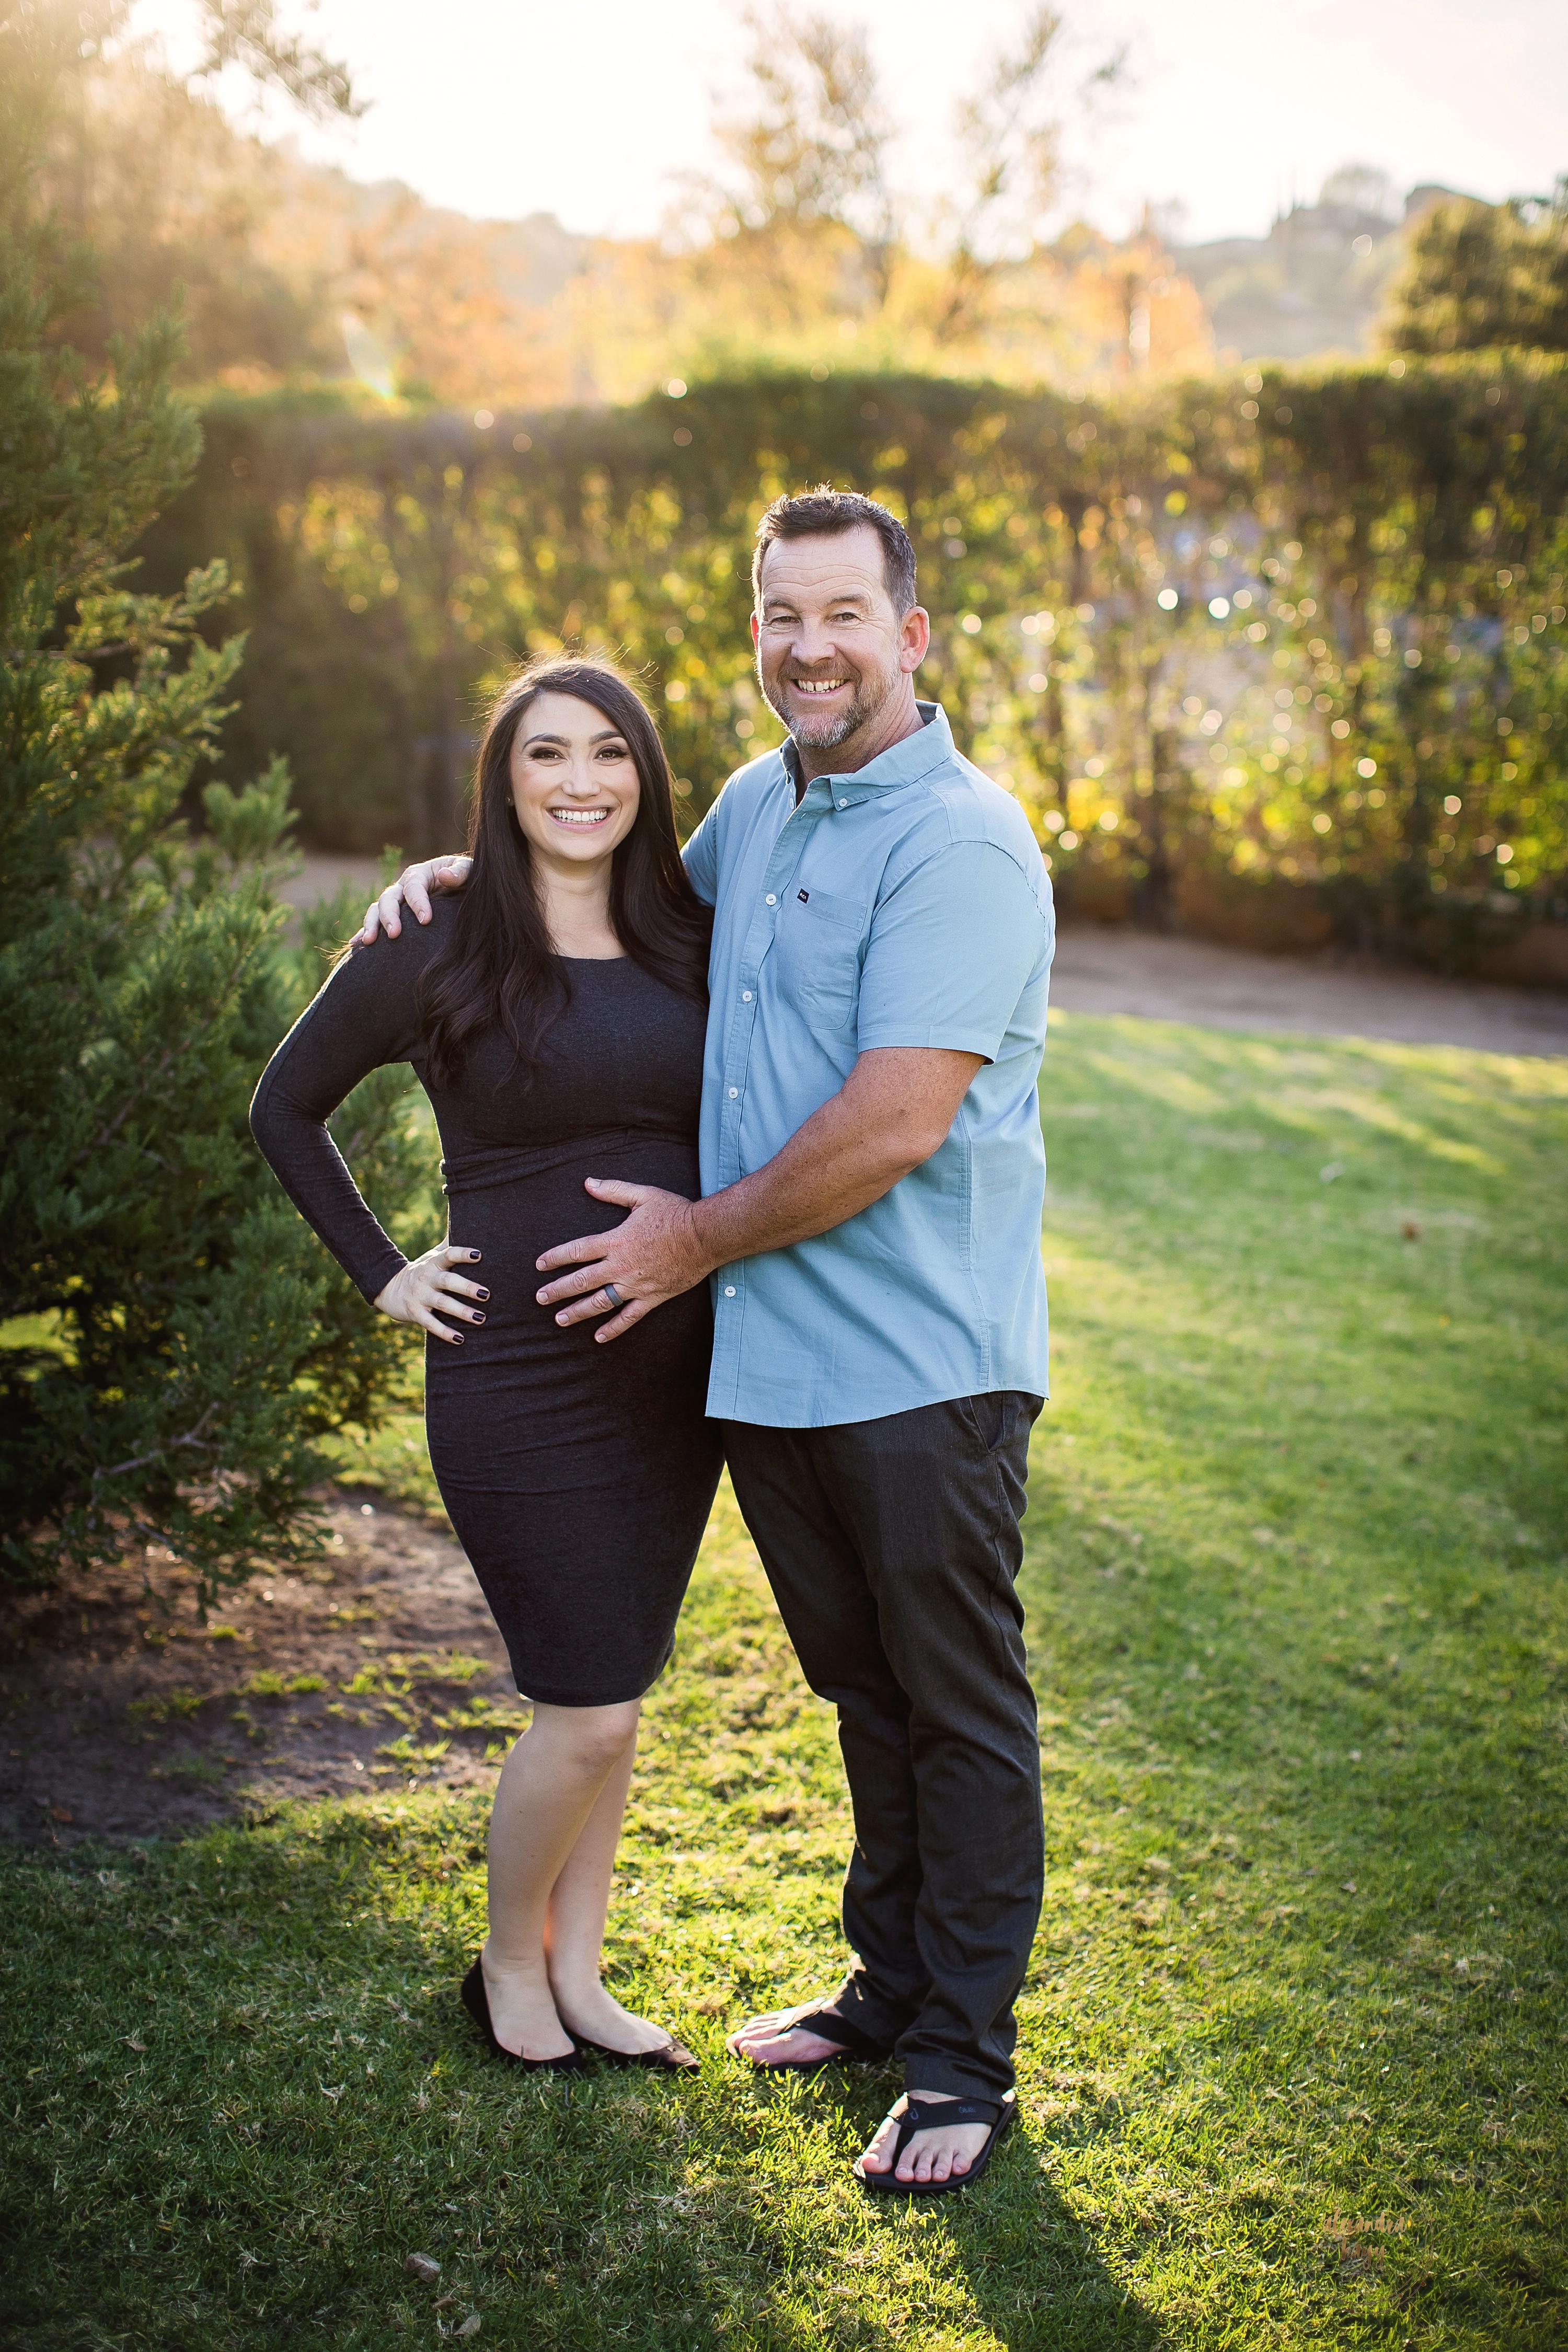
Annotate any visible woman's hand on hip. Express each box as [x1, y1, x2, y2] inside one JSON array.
[[374, 1243, 488, 1343]]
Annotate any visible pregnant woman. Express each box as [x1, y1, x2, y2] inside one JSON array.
[[251, 656, 722, 2072]]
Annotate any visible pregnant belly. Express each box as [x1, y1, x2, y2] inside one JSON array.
[[424, 1133, 711, 1432]]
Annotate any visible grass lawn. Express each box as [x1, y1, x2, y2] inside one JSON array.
[[3, 1010, 1566, 2350]]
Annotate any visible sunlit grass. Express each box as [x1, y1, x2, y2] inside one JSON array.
[[3, 1012, 1565, 2349]]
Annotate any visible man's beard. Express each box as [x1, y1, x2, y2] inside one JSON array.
[[760, 662, 894, 750]]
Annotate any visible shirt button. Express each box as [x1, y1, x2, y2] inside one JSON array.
[[723, 1285, 736, 1297], [741, 990, 752, 1001], [765, 892, 777, 905], [728, 1086, 738, 1098], [838, 799, 848, 809]]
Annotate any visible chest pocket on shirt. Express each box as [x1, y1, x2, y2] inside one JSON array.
[[771, 885, 865, 1030]]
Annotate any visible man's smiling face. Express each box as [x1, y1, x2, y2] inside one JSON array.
[[752, 524, 928, 760]]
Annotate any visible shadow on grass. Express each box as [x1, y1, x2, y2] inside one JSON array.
[[0, 1811, 1157, 2352], [11, 1021, 1566, 2346], [714, 2060, 1165, 2352]]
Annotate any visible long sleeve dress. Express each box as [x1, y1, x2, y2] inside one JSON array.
[[249, 899, 723, 1707]]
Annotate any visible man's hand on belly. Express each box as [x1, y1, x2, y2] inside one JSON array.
[[537, 1050, 982, 1345], [535, 1179, 713, 1342]]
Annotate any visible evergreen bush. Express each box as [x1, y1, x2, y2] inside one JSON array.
[[0, 8, 431, 1595]]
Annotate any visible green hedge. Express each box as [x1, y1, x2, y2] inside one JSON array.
[[140, 359, 1568, 963]]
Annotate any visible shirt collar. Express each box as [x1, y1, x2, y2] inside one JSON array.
[[778, 700, 953, 808]]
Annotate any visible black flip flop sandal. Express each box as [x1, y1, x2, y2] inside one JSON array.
[[853, 2090, 1017, 2198], [460, 1958, 587, 2073], [573, 2033, 700, 2073], [732, 2001, 895, 2069]]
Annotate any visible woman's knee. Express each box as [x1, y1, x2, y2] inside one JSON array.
[[532, 1699, 639, 1772]]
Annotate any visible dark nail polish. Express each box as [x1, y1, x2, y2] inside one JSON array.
[[476, 1288, 490, 1300], [472, 1312, 485, 1324], [470, 1252, 482, 1261]]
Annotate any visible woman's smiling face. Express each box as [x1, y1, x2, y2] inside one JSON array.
[[508, 690, 641, 871]]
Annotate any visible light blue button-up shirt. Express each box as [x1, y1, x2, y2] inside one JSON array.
[[681, 701, 1054, 1428]]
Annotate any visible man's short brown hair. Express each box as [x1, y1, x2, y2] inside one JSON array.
[[752, 487, 918, 617]]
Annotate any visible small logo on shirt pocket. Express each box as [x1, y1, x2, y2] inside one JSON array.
[[775, 885, 863, 1028]]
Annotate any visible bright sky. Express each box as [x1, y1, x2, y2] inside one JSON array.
[[131, 0, 1567, 246]]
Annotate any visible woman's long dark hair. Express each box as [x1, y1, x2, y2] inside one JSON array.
[[416, 656, 711, 1087]]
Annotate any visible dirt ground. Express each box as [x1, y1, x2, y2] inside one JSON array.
[[0, 1491, 516, 1849], [1050, 924, 1568, 1058]]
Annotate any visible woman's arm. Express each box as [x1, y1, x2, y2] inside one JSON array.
[[249, 930, 486, 1345]]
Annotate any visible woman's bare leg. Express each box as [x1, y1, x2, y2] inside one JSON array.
[[481, 1698, 640, 2058], [543, 1720, 677, 2052]]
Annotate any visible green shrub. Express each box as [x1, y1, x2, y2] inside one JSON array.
[[0, 19, 434, 1597]]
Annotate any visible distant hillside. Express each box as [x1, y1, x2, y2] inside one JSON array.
[[39, 32, 1212, 406], [54, 42, 1491, 395], [1174, 167, 1472, 362]]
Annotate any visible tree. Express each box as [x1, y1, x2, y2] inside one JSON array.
[[35, 29, 329, 384], [931, 6, 1125, 344], [656, 5, 1136, 370], [678, 6, 897, 320], [0, 0, 430, 1593], [1385, 182, 1568, 354], [711, 8, 892, 244], [192, 0, 362, 126]]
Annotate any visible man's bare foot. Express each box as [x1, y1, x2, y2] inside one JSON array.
[[551, 1980, 681, 2057], [857, 2092, 991, 2186], [480, 1946, 576, 2062], [725, 2001, 861, 2067]]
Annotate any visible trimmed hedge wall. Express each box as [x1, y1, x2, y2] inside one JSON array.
[[141, 358, 1568, 965]]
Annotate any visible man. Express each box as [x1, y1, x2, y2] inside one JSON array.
[[365, 489, 1054, 2193]]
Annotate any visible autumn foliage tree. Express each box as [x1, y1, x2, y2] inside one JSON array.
[[632, 3, 1170, 387]]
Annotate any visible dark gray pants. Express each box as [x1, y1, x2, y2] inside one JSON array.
[[723, 1392, 1044, 2100]]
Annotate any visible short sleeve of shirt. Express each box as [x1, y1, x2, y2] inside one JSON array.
[[681, 803, 720, 908], [856, 840, 1050, 1060]]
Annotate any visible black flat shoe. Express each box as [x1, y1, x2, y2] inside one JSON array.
[[728, 1998, 895, 2069], [853, 2090, 1017, 2198], [460, 1958, 586, 2073], [572, 2032, 700, 2072]]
